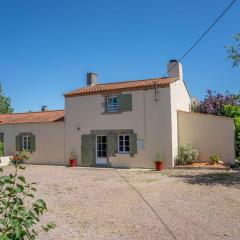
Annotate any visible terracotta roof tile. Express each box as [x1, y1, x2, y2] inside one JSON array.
[[0, 110, 64, 125], [64, 77, 179, 97]]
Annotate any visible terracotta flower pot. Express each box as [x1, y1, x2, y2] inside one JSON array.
[[155, 161, 163, 171], [69, 159, 77, 167]]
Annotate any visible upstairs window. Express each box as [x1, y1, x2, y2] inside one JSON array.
[[106, 96, 118, 113]]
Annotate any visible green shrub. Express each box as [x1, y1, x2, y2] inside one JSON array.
[[0, 141, 3, 157], [0, 151, 55, 239], [176, 143, 199, 165], [209, 153, 221, 164]]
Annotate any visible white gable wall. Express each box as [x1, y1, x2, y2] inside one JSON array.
[[170, 80, 191, 167]]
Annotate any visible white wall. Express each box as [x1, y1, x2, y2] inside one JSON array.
[[65, 87, 174, 168], [178, 111, 235, 164], [0, 122, 65, 165], [170, 80, 191, 166]]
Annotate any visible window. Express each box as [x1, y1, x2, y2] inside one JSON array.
[[118, 135, 130, 153], [96, 135, 107, 158], [106, 96, 118, 113], [21, 135, 31, 151]]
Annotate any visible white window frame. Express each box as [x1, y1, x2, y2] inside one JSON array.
[[21, 135, 31, 151], [118, 134, 130, 154], [106, 95, 118, 113]]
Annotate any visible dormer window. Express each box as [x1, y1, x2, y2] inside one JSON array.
[[106, 96, 118, 113]]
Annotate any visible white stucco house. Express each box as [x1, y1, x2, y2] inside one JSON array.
[[0, 60, 235, 168]]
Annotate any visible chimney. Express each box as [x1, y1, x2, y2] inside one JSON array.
[[41, 105, 48, 111], [87, 72, 97, 86], [167, 59, 183, 79]]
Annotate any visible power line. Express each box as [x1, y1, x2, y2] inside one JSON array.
[[163, 0, 237, 77]]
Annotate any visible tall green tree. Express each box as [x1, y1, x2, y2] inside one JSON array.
[[226, 33, 240, 68], [0, 83, 13, 114]]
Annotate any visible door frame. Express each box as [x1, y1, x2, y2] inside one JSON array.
[[96, 135, 108, 164]]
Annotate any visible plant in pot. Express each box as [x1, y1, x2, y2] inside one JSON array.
[[154, 153, 163, 171], [69, 151, 77, 167]]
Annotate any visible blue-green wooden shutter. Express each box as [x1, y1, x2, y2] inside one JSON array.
[[30, 134, 36, 153], [81, 134, 96, 166], [129, 133, 137, 157], [16, 135, 21, 151], [119, 94, 132, 112], [107, 133, 117, 157]]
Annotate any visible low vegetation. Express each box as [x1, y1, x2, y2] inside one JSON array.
[[176, 143, 199, 165], [0, 151, 55, 239], [209, 153, 221, 165]]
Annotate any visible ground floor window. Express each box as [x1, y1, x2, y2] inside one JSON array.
[[22, 135, 31, 151], [118, 135, 130, 153]]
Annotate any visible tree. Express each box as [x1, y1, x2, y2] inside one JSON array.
[[194, 90, 240, 116], [0, 83, 13, 114], [223, 105, 240, 159], [226, 33, 240, 68]]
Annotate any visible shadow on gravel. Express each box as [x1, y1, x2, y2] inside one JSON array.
[[173, 171, 240, 188]]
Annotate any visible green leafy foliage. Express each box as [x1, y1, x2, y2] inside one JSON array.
[[0, 83, 13, 114], [209, 153, 221, 164], [176, 143, 199, 165], [226, 33, 240, 68], [0, 142, 4, 157], [223, 105, 240, 159], [0, 152, 55, 239], [11, 150, 30, 165]]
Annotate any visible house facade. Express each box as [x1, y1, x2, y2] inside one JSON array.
[[0, 60, 236, 168]]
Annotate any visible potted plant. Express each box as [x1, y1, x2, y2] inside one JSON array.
[[69, 151, 77, 167], [154, 153, 163, 171]]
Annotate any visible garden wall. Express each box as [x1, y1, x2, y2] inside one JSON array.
[[178, 111, 235, 164]]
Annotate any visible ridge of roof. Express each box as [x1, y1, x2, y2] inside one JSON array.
[[64, 76, 179, 97]]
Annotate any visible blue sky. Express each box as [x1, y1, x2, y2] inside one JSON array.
[[0, 0, 239, 112]]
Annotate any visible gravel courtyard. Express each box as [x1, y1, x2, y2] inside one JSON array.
[[6, 165, 240, 240]]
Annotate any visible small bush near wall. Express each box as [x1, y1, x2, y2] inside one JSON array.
[[209, 153, 221, 164], [176, 143, 199, 165]]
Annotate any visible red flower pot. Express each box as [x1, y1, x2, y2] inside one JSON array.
[[69, 159, 77, 167], [155, 161, 163, 171]]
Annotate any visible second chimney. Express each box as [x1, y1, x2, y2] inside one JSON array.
[[167, 60, 183, 79], [87, 73, 97, 86]]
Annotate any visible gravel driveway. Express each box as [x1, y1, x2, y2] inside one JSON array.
[[4, 165, 240, 240]]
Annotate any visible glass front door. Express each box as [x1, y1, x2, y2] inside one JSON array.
[[96, 135, 107, 164]]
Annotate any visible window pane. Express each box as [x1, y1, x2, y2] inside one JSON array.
[[102, 136, 107, 143], [102, 151, 107, 157], [125, 135, 129, 141], [119, 136, 123, 141], [119, 146, 123, 152], [125, 146, 129, 152]]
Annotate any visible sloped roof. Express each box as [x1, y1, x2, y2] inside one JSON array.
[[0, 110, 64, 125], [64, 77, 179, 97]]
